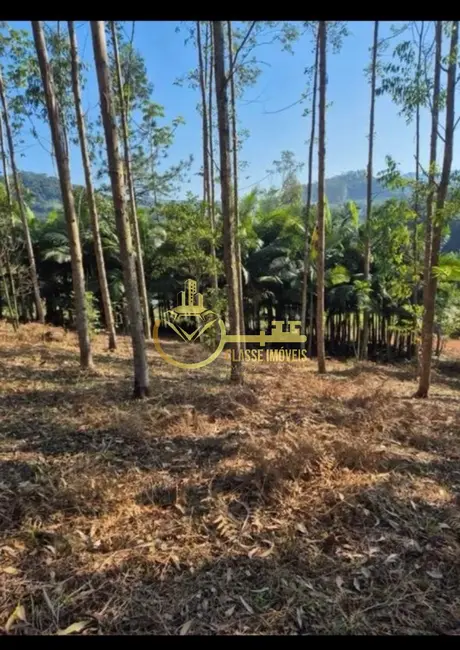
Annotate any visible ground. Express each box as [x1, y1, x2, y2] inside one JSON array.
[[1, 323, 460, 635]]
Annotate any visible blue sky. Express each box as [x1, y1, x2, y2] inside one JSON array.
[[6, 21, 448, 198]]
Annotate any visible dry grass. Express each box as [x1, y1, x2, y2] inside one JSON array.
[[1, 322, 460, 635]]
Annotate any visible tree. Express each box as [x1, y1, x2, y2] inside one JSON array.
[[300, 25, 319, 351], [0, 181, 20, 329], [227, 21, 245, 347], [361, 21, 379, 360], [196, 22, 218, 291], [32, 20, 93, 367], [91, 20, 150, 398], [417, 21, 458, 398], [177, 22, 219, 291], [196, 22, 210, 209], [213, 20, 243, 383], [68, 21, 117, 352], [0, 111, 19, 326], [376, 22, 430, 312], [0, 65, 44, 323], [110, 21, 151, 340], [316, 21, 327, 374]]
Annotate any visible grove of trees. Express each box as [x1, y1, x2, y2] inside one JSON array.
[[0, 20, 459, 398]]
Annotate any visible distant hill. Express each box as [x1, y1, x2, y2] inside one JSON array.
[[3, 169, 412, 220], [302, 169, 412, 208], [0, 171, 85, 220], [2, 169, 459, 251], [302, 169, 460, 252]]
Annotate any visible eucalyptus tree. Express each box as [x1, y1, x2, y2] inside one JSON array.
[[196, 22, 219, 291], [0, 63, 44, 323], [316, 20, 327, 374], [0, 113, 19, 325], [300, 24, 319, 352], [68, 21, 117, 351], [213, 20, 243, 383], [417, 21, 459, 398], [361, 21, 379, 360], [32, 20, 93, 367], [377, 21, 431, 305], [109, 21, 151, 340], [91, 20, 150, 398]]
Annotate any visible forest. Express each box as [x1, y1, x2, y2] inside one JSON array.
[[1, 20, 460, 636]]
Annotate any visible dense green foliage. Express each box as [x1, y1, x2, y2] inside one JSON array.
[[0, 20, 460, 369], [2, 166, 459, 355]]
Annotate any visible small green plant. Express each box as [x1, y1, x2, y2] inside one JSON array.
[[69, 291, 101, 338], [201, 287, 227, 351], [85, 291, 101, 337]]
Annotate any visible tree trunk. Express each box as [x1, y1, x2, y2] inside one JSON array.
[[0, 67, 44, 324], [0, 112, 12, 219], [110, 22, 151, 340], [213, 21, 243, 383], [417, 21, 458, 398], [68, 21, 117, 352], [197, 22, 210, 209], [32, 21, 93, 367], [197, 22, 219, 292], [208, 23, 218, 291], [308, 274, 314, 357], [417, 21, 442, 376], [91, 21, 150, 397], [316, 21, 327, 374], [362, 20, 379, 360], [301, 27, 319, 351], [0, 114, 19, 325], [412, 21, 424, 307], [227, 21, 245, 350]]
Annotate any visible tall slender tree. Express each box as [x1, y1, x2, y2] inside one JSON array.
[[196, 21, 210, 208], [0, 66, 44, 323], [110, 21, 151, 340], [196, 21, 218, 291], [413, 22, 425, 306], [316, 20, 327, 374], [91, 20, 150, 398], [213, 20, 243, 383], [417, 21, 458, 397], [300, 25, 319, 352], [208, 23, 218, 290], [0, 113, 19, 324], [68, 21, 117, 352], [32, 20, 93, 367], [226, 21, 245, 346], [362, 20, 379, 360]]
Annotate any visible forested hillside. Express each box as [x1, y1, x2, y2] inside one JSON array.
[[0, 171, 82, 218], [2, 168, 409, 219], [305, 169, 412, 206], [7, 168, 459, 250]]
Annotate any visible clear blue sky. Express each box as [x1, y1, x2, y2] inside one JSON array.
[[6, 21, 450, 198]]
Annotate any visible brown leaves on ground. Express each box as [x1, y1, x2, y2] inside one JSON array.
[[1, 322, 460, 634]]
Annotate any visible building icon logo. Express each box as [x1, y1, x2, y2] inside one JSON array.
[[153, 279, 307, 370], [153, 279, 226, 369]]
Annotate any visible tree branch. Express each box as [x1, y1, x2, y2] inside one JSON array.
[[224, 21, 257, 88], [263, 94, 307, 114]]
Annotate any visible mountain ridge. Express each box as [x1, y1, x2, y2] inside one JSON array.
[[1, 169, 413, 219], [302, 169, 414, 206]]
